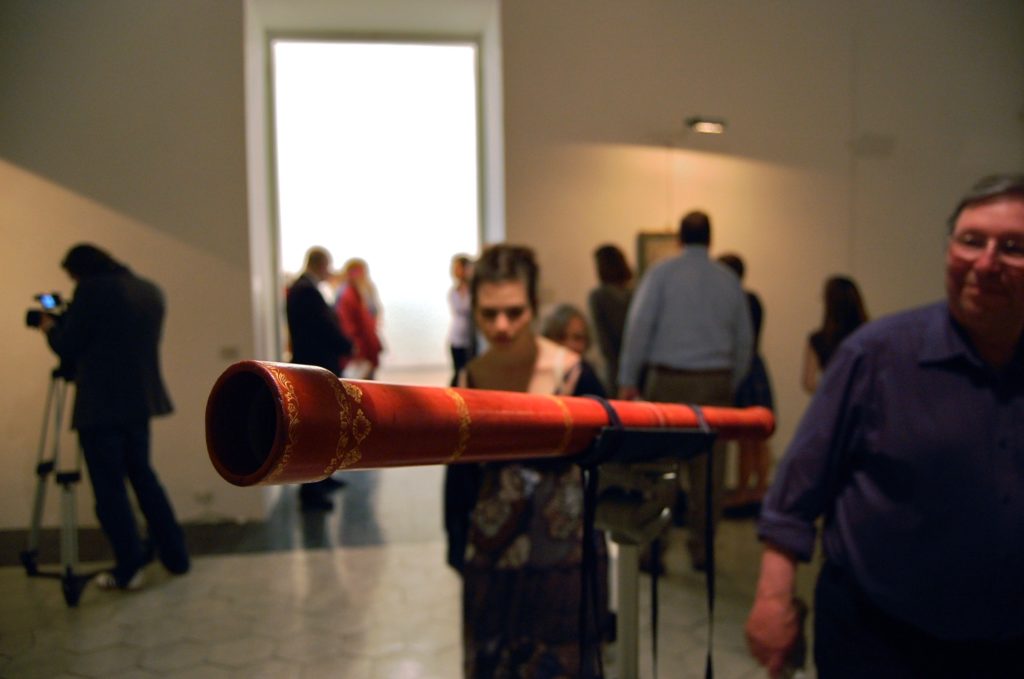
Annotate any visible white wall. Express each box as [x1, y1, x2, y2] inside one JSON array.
[[500, 0, 1024, 453], [0, 0, 259, 529]]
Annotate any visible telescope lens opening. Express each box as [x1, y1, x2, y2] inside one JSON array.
[[207, 371, 278, 479]]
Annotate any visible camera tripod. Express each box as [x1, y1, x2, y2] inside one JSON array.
[[21, 366, 97, 607]]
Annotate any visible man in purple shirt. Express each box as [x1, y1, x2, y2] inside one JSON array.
[[746, 174, 1024, 678]]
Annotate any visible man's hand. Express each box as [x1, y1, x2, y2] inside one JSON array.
[[746, 592, 799, 676], [617, 386, 640, 401], [745, 544, 800, 677]]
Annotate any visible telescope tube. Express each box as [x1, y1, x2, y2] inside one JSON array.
[[206, 361, 774, 487]]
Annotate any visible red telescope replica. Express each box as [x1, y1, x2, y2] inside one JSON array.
[[205, 361, 774, 487]]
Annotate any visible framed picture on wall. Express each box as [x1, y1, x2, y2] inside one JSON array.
[[636, 232, 679, 276]]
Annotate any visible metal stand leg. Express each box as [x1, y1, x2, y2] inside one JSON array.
[[22, 375, 64, 573], [21, 368, 96, 607], [596, 462, 676, 679], [57, 455, 91, 606], [574, 418, 722, 679], [616, 542, 641, 679]]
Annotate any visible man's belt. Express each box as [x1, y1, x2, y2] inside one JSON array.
[[648, 364, 732, 377]]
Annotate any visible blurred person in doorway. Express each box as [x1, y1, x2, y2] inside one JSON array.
[[286, 246, 353, 510], [335, 258, 384, 380], [447, 253, 476, 386]]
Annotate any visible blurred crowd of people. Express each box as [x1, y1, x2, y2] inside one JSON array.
[[427, 178, 1024, 678], [283, 203, 876, 676], [283, 247, 385, 509], [50, 174, 1020, 678]]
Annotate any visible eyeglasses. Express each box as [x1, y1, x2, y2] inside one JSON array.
[[477, 305, 528, 322], [949, 231, 1024, 265]]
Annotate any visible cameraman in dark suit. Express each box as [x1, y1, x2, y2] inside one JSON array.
[[38, 244, 188, 591], [286, 246, 353, 510]]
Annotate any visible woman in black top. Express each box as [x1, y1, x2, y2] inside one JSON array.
[[802, 276, 868, 393], [587, 244, 633, 394]]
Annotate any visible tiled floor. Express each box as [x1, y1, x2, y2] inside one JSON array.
[[0, 485, 816, 678], [0, 366, 818, 678]]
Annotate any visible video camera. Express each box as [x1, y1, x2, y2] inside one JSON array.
[[25, 293, 65, 328]]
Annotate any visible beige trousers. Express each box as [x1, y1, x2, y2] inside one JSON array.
[[643, 366, 733, 566]]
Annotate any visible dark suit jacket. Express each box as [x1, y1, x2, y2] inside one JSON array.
[[47, 268, 173, 430], [285, 274, 352, 374]]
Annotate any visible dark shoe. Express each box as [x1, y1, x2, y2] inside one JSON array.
[[147, 532, 190, 574], [640, 537, 668, 575], [319, 476, 348, 492], [162, 555, 190, 575], [639, 551, 665, 576], [603, 612, 618, 643], [689, 545, 709, 573], [300, 480, 337, 511], [671, 492, 689, 527], [300, 493, 334, 512]]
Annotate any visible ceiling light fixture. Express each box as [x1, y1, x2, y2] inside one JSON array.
[[685, 117, 726, 134]]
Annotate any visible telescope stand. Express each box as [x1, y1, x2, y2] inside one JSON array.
[[580, 418, 717, 679], [21, 368, 96, 607], [593, 461, 676, 679]]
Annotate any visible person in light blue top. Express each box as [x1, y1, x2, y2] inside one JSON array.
[[617, 210, 753, 571], [618, 215, 753, 397]]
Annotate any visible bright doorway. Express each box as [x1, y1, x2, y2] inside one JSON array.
[[270, 39, 482, 369]]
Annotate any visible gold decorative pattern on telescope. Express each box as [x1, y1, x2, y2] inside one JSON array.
[[545, 395, 574, 455], [325, 375, 366, 473], [264, 364, 299, 482], [443, 388, 472, 463], [343, 380, 363, 403]]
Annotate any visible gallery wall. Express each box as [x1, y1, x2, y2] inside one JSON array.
[[0, 0, 258, 528], [500, 0, 1024, 452]]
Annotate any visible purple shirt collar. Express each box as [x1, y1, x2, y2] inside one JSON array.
[[918, 303, 1024, 376]]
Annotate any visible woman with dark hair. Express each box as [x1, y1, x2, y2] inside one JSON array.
[[587, 243, 633, 394], [40, 243, 189, 590], [61, 243, 127, 278], [802, 276, 869, 393], [446, 244, 607, 678]]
